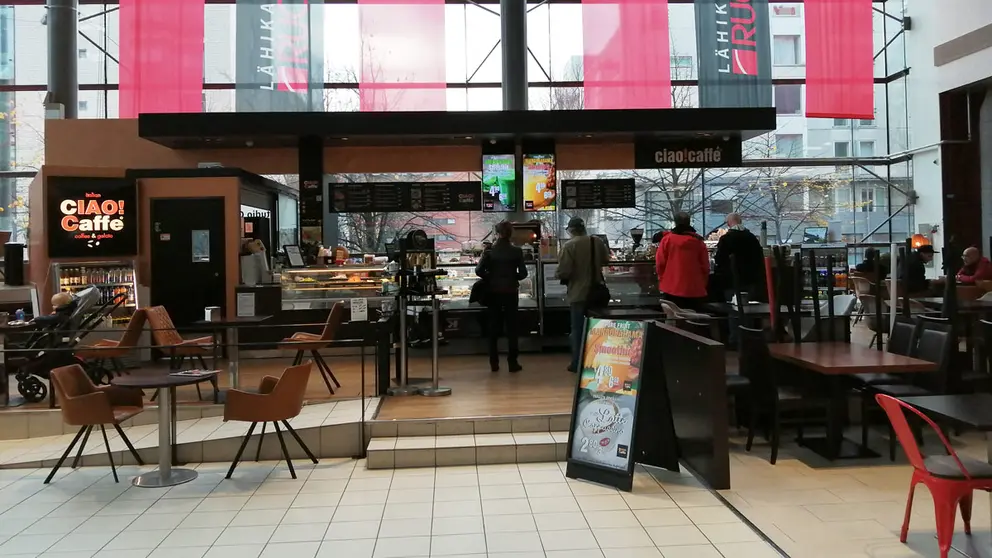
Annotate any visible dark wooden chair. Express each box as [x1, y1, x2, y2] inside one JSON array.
[[739, 326, 831, 465]]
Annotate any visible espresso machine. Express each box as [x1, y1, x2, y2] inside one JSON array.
[[387, 230, 451, 397]]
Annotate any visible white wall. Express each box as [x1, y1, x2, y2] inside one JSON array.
[[905, 0, 992, 263]]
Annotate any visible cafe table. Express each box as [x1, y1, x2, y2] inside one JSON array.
[[111, 371, 219, 487], [767, 342, 936, 460], [192, 315, 271, 391], [899, 394, 992, 557]]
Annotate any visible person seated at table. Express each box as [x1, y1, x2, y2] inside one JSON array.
[[956, 246, 992, 284], [854, 249, 891, 281], [900, 245, 935, 294]]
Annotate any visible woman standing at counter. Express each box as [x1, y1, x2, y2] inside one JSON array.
[[476, 221, 528, 373]]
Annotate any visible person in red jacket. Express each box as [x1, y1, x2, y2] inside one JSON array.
[[656, 212, 710, 310], [957, 246, 992, 284]]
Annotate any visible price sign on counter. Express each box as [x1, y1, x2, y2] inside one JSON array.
[[351, 298, 368, 322]]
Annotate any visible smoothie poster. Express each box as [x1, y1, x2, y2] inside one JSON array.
[[482, 154, 517, 212], [522, 154, 556, 212], [571, 318, 646, 472]]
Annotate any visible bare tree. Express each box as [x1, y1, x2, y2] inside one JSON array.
[[734, 133, 850, 243]]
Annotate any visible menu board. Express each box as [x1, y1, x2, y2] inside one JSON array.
[[299, 179, 322, 227], [47, 176, 138, 259], [522, 154, 556, 212], [561, 179, 636, 210], [569, 318, 646, 473], [482, 154, 517, 212], [329, 182, 481, 213]]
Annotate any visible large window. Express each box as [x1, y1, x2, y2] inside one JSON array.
[[773, 35, 802, 66], [774, 85, 801, 115]]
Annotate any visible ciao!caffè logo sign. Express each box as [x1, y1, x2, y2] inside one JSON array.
[[47, 177, 138, 259], [633, 137, 743, 169]]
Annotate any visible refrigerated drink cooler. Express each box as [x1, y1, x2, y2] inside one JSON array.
[[51, 260, 139, 327]]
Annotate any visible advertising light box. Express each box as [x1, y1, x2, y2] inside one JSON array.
[[47, 176, 139, 259]]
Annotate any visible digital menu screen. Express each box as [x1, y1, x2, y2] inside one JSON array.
[[47, 176, 139, 259], [482, 154, 517, 212], [570, 318, 646, 472], [522, 154, 556, 212]]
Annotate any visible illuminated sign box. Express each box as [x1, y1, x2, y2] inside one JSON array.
[[47, 176, 139, 259]]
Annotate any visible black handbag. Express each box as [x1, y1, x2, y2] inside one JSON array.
[[586, 236, 611, 308]]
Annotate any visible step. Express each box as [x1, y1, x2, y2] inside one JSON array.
[[366, 431, 569, 469], [0, 398, 379, 469], [367, 414, 572, 438]]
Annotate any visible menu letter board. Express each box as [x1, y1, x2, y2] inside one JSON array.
[[566, 318, 646, 491], [482, 154, 517, 212], [329, 182, 481, 213], [523, 154, 556, 212], [47, 176, 139, 259], [561, 179, 636, 210]]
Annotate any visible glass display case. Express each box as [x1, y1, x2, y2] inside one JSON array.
[[434, 262, 540, 310], [280, 265, 395, 310], [542, 260, 659, 308], [52, 261, 139, 327]]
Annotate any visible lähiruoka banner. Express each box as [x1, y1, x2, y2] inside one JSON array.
[[694, 0, 772, 108], [235, 0, 324, 112]]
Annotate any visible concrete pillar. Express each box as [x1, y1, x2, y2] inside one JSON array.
[[47, 0, 78, 119]]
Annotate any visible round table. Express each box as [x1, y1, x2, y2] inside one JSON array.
[[111, 372, 219, 488]]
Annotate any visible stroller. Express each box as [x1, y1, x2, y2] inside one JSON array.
[[9, 287, 125, 403]]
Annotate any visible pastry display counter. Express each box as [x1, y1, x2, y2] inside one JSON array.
[[280, 265, 396, 311]]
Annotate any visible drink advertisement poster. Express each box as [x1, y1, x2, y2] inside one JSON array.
[[570, 318, 646, 472], [522, 154, 556, 212], [482, 154, 517, 212]]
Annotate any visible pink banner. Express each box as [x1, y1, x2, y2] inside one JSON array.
[[805, 0, 874, 119], [358, 0, 446, 111], [119, 0, 205, 117], [582, 0, 672, 110]]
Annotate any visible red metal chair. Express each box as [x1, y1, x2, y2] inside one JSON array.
[[876, 394, 992, 558]]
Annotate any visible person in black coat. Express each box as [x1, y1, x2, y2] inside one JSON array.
[[475, 221, 528, 372], [713, 213, 765, 345]]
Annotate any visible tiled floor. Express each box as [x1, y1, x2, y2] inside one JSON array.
[[0, 399, 378, 467], [723, 428, 992, 558], [0, 459, 779, 558]]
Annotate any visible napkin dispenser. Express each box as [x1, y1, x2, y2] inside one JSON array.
[[204, 306, 221, 322]]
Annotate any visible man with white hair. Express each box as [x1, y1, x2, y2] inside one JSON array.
[[957, 246, 992, 284]]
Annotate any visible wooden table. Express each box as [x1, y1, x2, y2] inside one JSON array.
[[900, 393, 992, 557], [768, 342, 936, 460], [112, 372, 219, 488]]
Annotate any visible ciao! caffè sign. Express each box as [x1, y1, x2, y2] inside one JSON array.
[[47, 176, 138, 259], [633, 137, 743, 169]]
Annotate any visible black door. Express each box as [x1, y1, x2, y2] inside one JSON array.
[[150, 197, 226, 328]]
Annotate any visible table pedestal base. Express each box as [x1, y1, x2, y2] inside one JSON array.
[[132, 468, 198, 488], [798, 436, 880, 460]]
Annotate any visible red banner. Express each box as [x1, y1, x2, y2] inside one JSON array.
[[804, 0, 874, 119], [119, 0, 205, 117], [582, 0, 672, 110], [358, 0, 446, 111]]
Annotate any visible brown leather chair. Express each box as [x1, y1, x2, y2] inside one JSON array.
[[74, 309, 147, 379], [45, 364, 145, 484], [146, 305, 218, 401], [223, 362, 318, 479], [278, 302, 344, 394]]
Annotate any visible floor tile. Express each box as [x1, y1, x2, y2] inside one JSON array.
[[282, 506, 336, 524], [315, 538, 376, 558], [602, 548, 662, 557], [483, 514, 535, 533], [147, 547, 209, 558], [333, 504, 385, 522], [646, 525, 710, 547], [698, 522, 762, 544], [593, 527, 655, 548], [158, 527, 223, 548], [214, 525, 276, 546], [382, 502, 433, 520], [103, 529, 171, 550], [258, 541, 321, 558], [430, 533, 487, 556], [534, 511, 588, 531], [433, 515, 486, 535], [484, 531, 544, 553], [379, 518, 432, 538], [268, 522, 329, 543], [324, 520, 381, 540], [528, 497, 580, 514], [201, 544, 265, 558], [432, 500, 482, 518], [372, 535, 431, 558], [584, 510, 639, 529], [539, 528, 600, 551], [657, 544, 723, 558]]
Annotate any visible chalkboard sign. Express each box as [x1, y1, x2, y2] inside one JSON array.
[[566, 318, 679, 491], [329, 182, 481, 213], [561, 179, 636, 210]]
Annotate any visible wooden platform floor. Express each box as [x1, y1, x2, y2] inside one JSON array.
[[2, 354, 379, 410], [375, 353, 576, 421]]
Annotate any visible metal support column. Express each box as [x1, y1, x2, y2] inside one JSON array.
[[500, 0, 527, 111], [47, 0, 78, 119]]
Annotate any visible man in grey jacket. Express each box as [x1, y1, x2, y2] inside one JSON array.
[[556, 217, 609, 372]]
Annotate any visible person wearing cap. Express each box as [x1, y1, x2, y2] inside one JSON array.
[[656, 212, 710, 310], [900, 244, 935, 294], [556, 216, 609, 373]]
